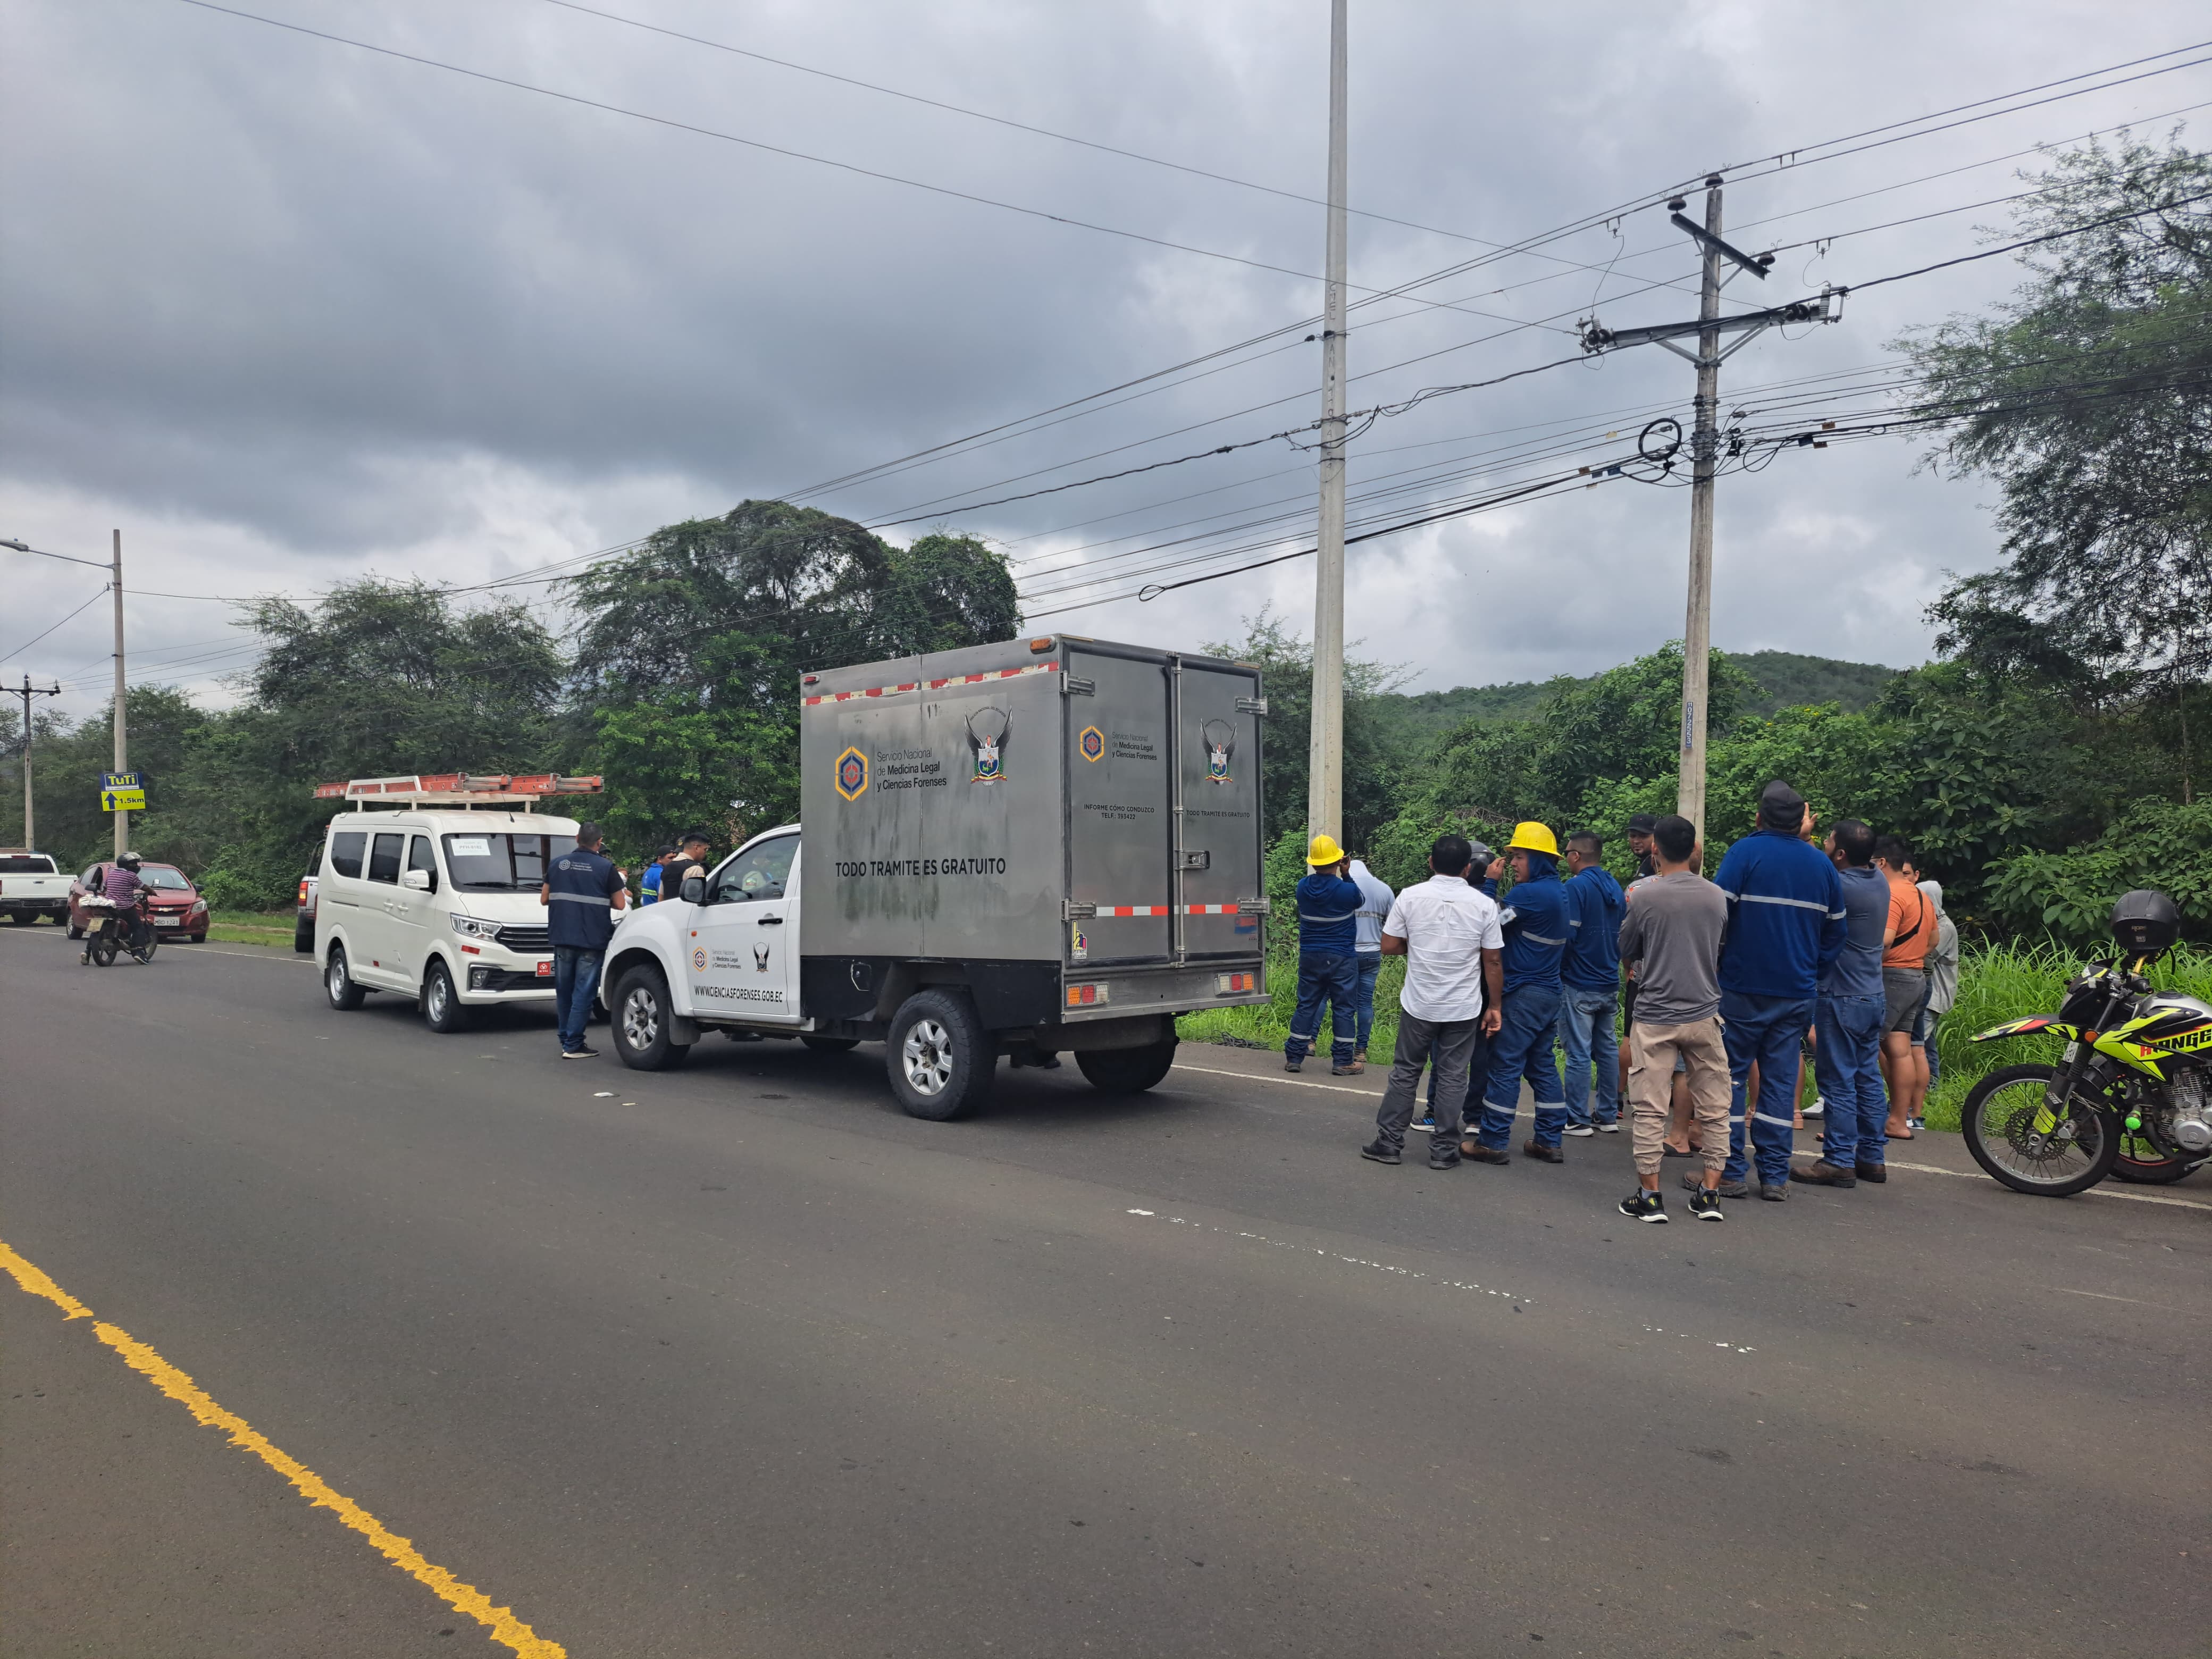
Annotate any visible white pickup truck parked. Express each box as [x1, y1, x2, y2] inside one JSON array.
[[597, 633, 1271, 1120], [0, 850, 72, 925]]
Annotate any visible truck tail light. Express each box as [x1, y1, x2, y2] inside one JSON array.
[[297, 878, 309, 904], [1214, 971, 1256, 994], [1066, 982, 1110, 1007]]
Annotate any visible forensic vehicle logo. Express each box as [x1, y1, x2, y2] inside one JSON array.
[[753, 943, 771, 972], [835, 746, 869, 800], [1201, 718, 1236, 784], [1070, 921, 1088, 962], [1077, 725, 1105, 763], [966, 703, 1011, 784], [692, 946, 707, 971]]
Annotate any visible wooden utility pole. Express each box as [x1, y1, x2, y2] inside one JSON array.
[[1305, 0, 1349, 845], [111, 527, 128, 857], [11, 676, 62, 849], [1677, 178, 1724, 840]]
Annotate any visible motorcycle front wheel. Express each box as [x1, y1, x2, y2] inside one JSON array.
[[1962, 1062, 2120, 1196]]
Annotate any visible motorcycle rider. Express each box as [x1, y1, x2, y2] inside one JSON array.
[[84, 851, 147, 964]]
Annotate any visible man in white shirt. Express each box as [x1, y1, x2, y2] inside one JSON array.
[[1361, 834, 1506, 1170], [1347, 857, 1396, 1066]]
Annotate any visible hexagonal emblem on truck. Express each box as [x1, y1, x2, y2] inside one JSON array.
[[1077, 726, 1105, 763], [835, 747, 869, 800]]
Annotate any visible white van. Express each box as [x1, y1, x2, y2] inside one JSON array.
[[311, 774, 605, 1033]]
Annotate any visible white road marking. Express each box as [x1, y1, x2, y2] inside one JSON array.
[[1787, 1149, 2212, 1212], [1122, 1208, 1532, 1304], [1171, 1061, 1373, 1096]]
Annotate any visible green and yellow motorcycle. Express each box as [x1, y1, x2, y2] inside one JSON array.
[[1963, 889, 2212, 1196]]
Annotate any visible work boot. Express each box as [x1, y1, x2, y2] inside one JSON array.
[[1854, 1161, 1888, 1184], [1462, 1141, 1510, 1166], [1682, 1172, 1748, 1199], [1284, 1055, 1304, 1074], [1333, 1059, 1364, 1076], [1758, 1181, 1789, 1202], [1521, 1139, 1564, 1164], [1353, 1048, 1367, 1066], [1791, 1160, 1857, 1188], [1359, 1139, 1401, 1166]]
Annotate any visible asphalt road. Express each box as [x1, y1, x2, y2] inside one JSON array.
[[4, 923, 2208, 1658]]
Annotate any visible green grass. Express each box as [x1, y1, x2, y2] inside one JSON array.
[[203, 907, 296, 946], [1179, 941, 2212, 1133]]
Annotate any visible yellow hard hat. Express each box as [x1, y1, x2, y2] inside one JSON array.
[[1305, 833, 1346, 866], [1505, 820, 1559, 857]]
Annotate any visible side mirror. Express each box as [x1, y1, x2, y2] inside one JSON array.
[[400, 868, 432, 891], [680, 874, 706, 904]]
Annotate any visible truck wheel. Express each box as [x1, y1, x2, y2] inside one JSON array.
[[325, 942, 366, 1010], [611, 965, 692, 1070], [294, 920, 314, 954], [800, 1033, 859, 1054], [886, 990, 993, 1121], [422, 960, 472, 1034], [1076, 1037, 1179, 1095]]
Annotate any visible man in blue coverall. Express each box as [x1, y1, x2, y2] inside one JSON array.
[[1284, 834, 1364, 1076], [1709, 781, 1847, 1200], [1465, 822, 1574, 1164], [1558, 830, 1626, 1136]]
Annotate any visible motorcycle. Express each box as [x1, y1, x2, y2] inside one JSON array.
[[1962, 889, 2211, 1196], [82, 891, 158, 968]]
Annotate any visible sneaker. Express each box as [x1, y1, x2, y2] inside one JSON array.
[[1802, 1096, 1825, 1118], [1284, 1057, 1304, 1074], [1854, 1161, 1888, 1184], [1413, 1111, 1435, 1131], [562, 1045, 599, 1059], [1562, 1124, 1597, 1138], [1521, 1139, 1564, 1164], [1758, 1182, 1789, 1202], [1360, 1139, 1402, 1166], [1686, 1188, 1727, 1222], [1682, 1172, 1748, 1199], [1595, 1120, 1622, 1134], [1428, 1150, 1461, 1171], [1791, 1160, 1857, 1188], [1618, 1189, 1668, 1223], [1462, 1143, 1511, 1166]]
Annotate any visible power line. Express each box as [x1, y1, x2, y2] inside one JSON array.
[[0, 586, 111, 667]]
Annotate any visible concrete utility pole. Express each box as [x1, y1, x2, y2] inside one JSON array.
[[1677, 178, 1725, 841], [1305, 0, 1349, 844], [111, 527, 128, 857], [12, 676, 62, 849]]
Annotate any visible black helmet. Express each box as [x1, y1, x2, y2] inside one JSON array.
[[2110, 889, 2180, 955], [118, 851, 143, 872]]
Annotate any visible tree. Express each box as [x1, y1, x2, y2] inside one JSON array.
[[1901, 133, 2212, 683], [565, 501, 1018, 848]]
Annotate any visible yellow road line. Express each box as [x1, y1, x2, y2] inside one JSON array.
[[0, 1238, 566, 1658]]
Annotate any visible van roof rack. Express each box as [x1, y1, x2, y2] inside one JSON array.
[[314, 773, 605, 808]]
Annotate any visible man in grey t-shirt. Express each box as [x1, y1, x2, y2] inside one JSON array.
[[1613, 815, 1732, 1221]]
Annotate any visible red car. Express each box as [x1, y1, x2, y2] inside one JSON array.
[[69, 861, 210, 943]]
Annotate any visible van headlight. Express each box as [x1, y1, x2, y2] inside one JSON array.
[[450, 914, 501, 941]]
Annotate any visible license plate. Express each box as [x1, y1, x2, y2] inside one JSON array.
[[535, 960, 554, 978]]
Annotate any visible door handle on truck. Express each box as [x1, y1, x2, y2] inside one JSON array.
[[757, 915, 784, 925]]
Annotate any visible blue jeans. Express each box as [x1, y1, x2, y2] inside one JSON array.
[[1721, 990, 1815, 1187], [551, 945, 604, 1052], [1353, 953, 1382, 1053], [1814, 992, 1888, 1169], [1476, 981, 1566, 1149], [1923, 1012, 1941, 1087], [1557, 986, 1620, 1127], [1286, 950, 1358, 1065]]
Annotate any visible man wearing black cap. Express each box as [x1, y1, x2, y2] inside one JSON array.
[[1705, 782, 1847, 1200], [1626, 814, 1659, 882]]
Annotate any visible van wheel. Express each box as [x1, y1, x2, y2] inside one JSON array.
[[800, 1033, 859, 1054], [1076, 1037, 1179, 1094], [325, 943, 366, 1010], [611, 966, 691, 1070], [886, 990, 993, 1121], [423, 960, 471, 1034]]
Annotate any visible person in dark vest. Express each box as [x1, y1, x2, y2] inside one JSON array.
[[540, 820, 628, 1058]]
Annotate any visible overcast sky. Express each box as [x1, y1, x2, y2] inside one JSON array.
[[5, 0, 2209, 720]]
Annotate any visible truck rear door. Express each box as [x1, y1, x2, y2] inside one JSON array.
[[1175, 659, 1266, 960], [1063, 645, 1173, 965]]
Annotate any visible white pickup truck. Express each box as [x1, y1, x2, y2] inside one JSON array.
[[0, 850, 72, 926]]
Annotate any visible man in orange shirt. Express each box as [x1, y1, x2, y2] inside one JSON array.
[[1874, 834, 1932, 1138]]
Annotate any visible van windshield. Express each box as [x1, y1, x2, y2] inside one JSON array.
[[442, 833, 577, 891]]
